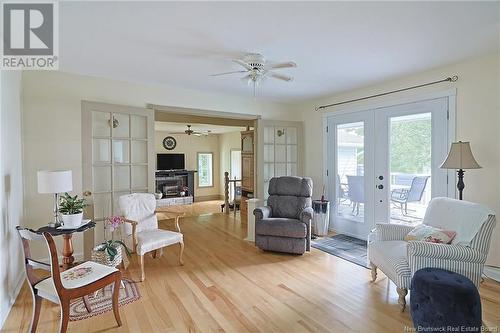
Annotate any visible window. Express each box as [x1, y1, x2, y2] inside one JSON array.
[[197, 152, 213, 187]]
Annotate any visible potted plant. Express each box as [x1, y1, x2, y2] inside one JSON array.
[[59, 192, 87, 227], [91, 216, 132, 267]]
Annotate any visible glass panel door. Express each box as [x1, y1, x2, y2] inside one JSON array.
[[327, 97, 450, 240], [328, 111, 375, 239]]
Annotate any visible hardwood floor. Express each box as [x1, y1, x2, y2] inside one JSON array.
[[3, 210, 500, 332]]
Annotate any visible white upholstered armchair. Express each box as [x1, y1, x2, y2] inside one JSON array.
[[368, 197, 496, 311], [119, 193, 185, 281]]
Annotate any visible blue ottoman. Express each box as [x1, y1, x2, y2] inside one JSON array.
[[410, 268, 481, 332]]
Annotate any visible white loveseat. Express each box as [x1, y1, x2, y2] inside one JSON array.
[[368, 197, 496, 311]]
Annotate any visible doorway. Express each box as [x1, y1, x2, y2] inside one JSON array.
[[327, 97, 452, 240]]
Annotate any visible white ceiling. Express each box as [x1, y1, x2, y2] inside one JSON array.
[[155, 122, 245, 134], [60, 2, 500, 102]]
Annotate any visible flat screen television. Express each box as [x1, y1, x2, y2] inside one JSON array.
[[157, 153, 185, 171]]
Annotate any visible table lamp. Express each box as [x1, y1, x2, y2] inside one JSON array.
[[37, 170, 73, 227], [440, 141, 481, 200]]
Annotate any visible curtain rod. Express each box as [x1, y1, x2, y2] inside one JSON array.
[[315, 75, 458, 112]]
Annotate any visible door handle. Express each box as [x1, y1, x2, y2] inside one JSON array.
[[83, 190, 92, 196]]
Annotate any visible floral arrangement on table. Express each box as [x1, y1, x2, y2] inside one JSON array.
[[91, 215, 131, 267]]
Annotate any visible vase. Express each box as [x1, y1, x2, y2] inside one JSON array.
[[91, 244, 122, 267], [61, 212, 83, 227]]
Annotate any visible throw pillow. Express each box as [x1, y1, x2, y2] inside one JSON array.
[[404, 224, 456, 244]]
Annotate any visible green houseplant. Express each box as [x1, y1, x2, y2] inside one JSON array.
[[59, 193, 87, 227], [92, 216, 132, 267]]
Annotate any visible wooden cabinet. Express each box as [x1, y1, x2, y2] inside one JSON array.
[[240, 130, 254, 222], [240, 131, 254, 192]]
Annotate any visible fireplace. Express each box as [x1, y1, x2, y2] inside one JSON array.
[[155, 170, 196, 200]]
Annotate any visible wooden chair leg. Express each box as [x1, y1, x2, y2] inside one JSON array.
[[179, 241, 184, 266], [30, 295, 43, 333], [370, 263, 377, 282], [138, 254, 145, 281], [59, 300, 70, 333], [112, 276, 122, 327], [396, 287, 408, 312], [82, 295, 92, 313]]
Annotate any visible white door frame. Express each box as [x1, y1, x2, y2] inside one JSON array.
[[323, 89, 456, 237]]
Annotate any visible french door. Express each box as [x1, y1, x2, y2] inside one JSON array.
[[327, 97, 452, 240], [82, 101, 155, 252]]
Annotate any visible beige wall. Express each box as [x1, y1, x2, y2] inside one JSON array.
[[295, 51, 500, 265], [218, 131, 242, 194], [0, 71, 24, 327], [21, 71, 292, 258], [155, 131, 221, 199]]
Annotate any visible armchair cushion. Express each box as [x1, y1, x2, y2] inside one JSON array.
[[136, 229, 183, 255], [256, 218, 307, 239], [254, 206, 272, 220], [368, 240, 411, 288], [267, 196, 311, 219]]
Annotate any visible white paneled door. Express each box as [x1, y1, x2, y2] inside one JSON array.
[[82, 101, 154, 249], [327, 97, 453, 240]]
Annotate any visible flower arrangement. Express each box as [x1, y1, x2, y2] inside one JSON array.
[[92, 215, 132, 266]]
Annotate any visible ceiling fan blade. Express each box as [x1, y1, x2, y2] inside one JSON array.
[[270, 72, 293, 82], [169, 132, 187, 134], [233, 59, 252, 70], [265, 61, 297, 70], [210, 70, 248, 77]]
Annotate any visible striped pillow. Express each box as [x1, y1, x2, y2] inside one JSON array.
[[404, 224, 457, 244]]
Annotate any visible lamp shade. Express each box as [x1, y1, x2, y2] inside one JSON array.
[[37, 170, 73, 194], [440, 141, 481, 169]]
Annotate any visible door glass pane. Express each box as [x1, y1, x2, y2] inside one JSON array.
[[113, 140, 130, 163], [389, 113, 431, 224], [131, 140, 147, 163], [264, 127, 274, 144], [264, 163, 274, 182], [287, 163, 297, 176], [131, 115, 147, 139], [113, 191, 130, 215], [275, 163, 286, 177], [92, 111, 111, 137], [93, 139, 110, 163], [93, 166, 111, 192], [264, 144, 274, 162], [275, 128, 286, 144], [287, 145, 297, 163], [114, 166, 130, 190], [275, 145, 286, 163], [286, 127, 297, 144], [93, 193, 111, 244], [112, 113, 130, 138], [337, 122, 365, 222], [131, 165, 148, 189]]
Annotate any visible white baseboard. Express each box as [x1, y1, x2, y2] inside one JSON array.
[[0, 270, 25, 329], [484, 266, 500, 282]]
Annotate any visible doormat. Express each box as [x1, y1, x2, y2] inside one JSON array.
[[312, 234, 369, 268]]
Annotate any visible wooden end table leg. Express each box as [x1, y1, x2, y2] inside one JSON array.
[[62, 234, 74, 270]]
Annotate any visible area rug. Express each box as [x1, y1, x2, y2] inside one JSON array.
[[69, 279, 140, 321], [311, 234, 369, 269]]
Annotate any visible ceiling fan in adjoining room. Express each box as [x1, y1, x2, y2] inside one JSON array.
[[210, 53, 297, 96], [170, 124, 211, 136]]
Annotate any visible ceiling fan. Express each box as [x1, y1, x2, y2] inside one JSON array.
[[211, 53, 297, 95], [170, 125, 211, 136]]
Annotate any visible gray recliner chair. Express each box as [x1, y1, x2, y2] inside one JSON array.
[[254, 176, 314, 254]]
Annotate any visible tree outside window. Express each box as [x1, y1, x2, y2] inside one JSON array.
[[197, 152, 213, 187]]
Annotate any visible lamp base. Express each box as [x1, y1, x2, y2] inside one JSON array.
[[457, 169, 465, 200]]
